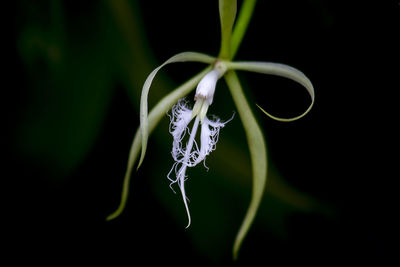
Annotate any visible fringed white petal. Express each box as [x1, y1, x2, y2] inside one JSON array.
[[193, 116, 230, 166], [169, 99, 193, 163], [166, 64, 231, 228]]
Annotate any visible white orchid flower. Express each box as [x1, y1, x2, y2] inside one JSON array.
[[107, 0, 315, 260], [166, 62, 234, 228]]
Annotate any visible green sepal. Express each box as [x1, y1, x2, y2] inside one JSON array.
[[226, 61, 315, 121], [225, 71, 267, 260]]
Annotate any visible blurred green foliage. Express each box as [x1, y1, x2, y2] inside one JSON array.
[[16, 0, 164, 176]]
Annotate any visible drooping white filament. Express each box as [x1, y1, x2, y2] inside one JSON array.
[[167, 99, 232, 227]]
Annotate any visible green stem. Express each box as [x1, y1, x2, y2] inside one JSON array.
[[218, 0, 237, 59], [218, 0, 257, 60], [230, 0, 257, 59]]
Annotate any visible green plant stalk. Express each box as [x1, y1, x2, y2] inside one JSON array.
[[224, 70, 267, 260], [230, 0, 257, 59], [218, 0, 237, 59]]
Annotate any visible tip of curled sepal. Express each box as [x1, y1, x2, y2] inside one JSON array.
[[138, 117, 149, 170], [136, 152, 145, 170], [106, 210, 121, 221], [255, 102, 313, 122]]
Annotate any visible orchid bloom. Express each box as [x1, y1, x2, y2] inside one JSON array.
[[167, 62, 233, 228], [107, 0, 315, 260]]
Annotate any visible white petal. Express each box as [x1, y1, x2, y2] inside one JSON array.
[[169, 100, 193, 162], [193, 115, 233, 166]]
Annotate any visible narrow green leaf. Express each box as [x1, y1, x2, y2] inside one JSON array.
[[226, 61, 315, 121], [107, 67, 212, 221], [139, 52, 215, 169], [218, 0, 237, 59], [224, 70, 267, 260]]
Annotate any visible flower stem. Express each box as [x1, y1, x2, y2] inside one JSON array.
[[218, 0, 257, 60], [218, 0, 237, 59], [230, 0, 257, 59]]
